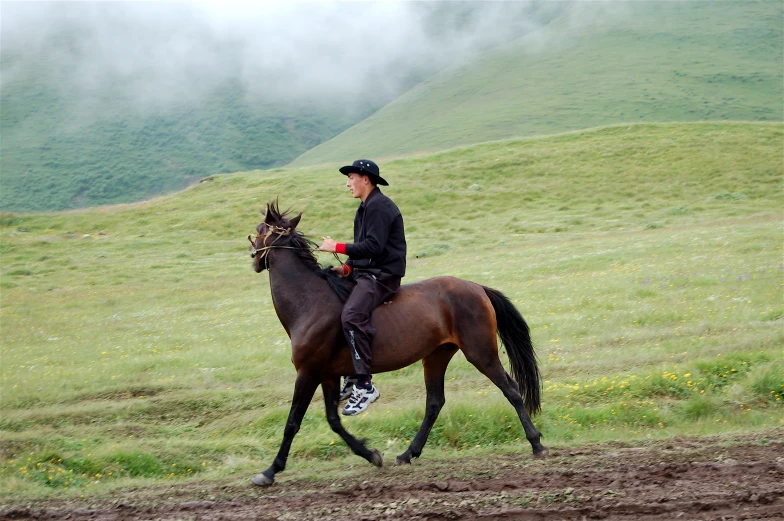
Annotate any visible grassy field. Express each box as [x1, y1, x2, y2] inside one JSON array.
[[293, 0, 783, 166], [0, 122, 782, 498]]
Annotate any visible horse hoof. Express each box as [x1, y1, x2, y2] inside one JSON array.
[[251, 473, 274, 487], [370, 449, 384, 467], [394, 456, 411, 466], [533, 447, 550, 460]]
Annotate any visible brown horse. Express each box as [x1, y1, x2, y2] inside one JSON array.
[[248, 201, 548, 486]]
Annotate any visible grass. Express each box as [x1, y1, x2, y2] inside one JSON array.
[[0, 122, 782, 499], [293, 0, 783, 166]]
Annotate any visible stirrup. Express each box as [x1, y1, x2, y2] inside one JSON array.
[[339, 377, 357, 402]]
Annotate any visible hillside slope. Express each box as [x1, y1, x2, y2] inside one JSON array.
[[292, 1, 783, 166]]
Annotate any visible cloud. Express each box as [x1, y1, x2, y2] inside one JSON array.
[[1, 1, 560, 113]]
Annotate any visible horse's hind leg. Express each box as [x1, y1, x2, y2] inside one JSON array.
[[322, 377, 383, 466], [395, 345, 458, 465], [464, 351, 548, 458]]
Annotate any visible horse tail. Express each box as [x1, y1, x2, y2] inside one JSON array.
[[482, 286, 541, 415]]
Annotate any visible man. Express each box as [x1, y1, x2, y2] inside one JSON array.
[[319, 159, 407, 416]]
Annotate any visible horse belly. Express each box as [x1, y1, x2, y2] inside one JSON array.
[[368, 301, 453, 374]]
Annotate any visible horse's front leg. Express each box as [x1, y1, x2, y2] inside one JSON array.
[[251, 372, 319, 487], [322, 377, 383, 466]]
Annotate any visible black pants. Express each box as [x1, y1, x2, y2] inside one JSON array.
[[342, 271, 401, 376]]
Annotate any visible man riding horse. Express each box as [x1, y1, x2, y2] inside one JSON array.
[[318, 159, 407, 415], [249, 165, 546, 487]]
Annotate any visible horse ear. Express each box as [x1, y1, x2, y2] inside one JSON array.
[[263, 204, 273, 223], [289, 212, 303, 229]]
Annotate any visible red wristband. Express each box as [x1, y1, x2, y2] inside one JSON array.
[[342, 264, 352, 276], [335, 243, 347, 254]]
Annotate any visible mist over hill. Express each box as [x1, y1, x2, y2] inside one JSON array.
[[3, 1, 780, 213], [1, 1, 560, 212]]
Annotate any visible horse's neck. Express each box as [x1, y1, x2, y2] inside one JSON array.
[[267, 250, 327, 334]]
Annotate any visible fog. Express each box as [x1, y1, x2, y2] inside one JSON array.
[[1, 1, 598, 114]]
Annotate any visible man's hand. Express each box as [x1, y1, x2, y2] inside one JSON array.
[[330, 265, 346, 277], [319, 237, 337, 253]]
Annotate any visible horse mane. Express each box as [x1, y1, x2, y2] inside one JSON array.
[[265, 200, 354, 303], [315, 268, 354, 303]]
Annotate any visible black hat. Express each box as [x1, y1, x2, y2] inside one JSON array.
[[339, 159, 388, 186]]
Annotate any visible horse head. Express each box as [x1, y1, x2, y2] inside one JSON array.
[[250, 201, 303, 273]]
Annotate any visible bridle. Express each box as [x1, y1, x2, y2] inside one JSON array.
[[248, 224, 292, 262]]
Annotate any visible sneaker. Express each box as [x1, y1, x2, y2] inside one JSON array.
[[342, 384, 380, 416], [339, 377, 357, 402]]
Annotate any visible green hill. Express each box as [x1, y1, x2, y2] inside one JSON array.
[[293, 1, 783, 166], [0, 77, 367, 213], [3, 1, 780, 213]]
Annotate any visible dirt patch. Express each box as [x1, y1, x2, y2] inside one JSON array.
[[2, 431, 783, 521]]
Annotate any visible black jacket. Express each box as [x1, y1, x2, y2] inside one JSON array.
[[345, 188, 406, 277]]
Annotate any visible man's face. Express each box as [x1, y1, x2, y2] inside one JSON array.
[[346, 172, 369, 199]]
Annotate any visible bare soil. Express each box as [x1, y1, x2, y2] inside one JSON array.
[[2, 431, 783, 521]]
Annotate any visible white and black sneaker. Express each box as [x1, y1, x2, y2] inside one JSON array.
[[339, 377, 357, 402], [342, 384, 380, 416]]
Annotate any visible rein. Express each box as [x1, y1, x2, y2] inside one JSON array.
[[248, 225, 344, 270]]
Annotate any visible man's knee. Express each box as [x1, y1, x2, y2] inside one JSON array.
[[342, 307, 369, 328]]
